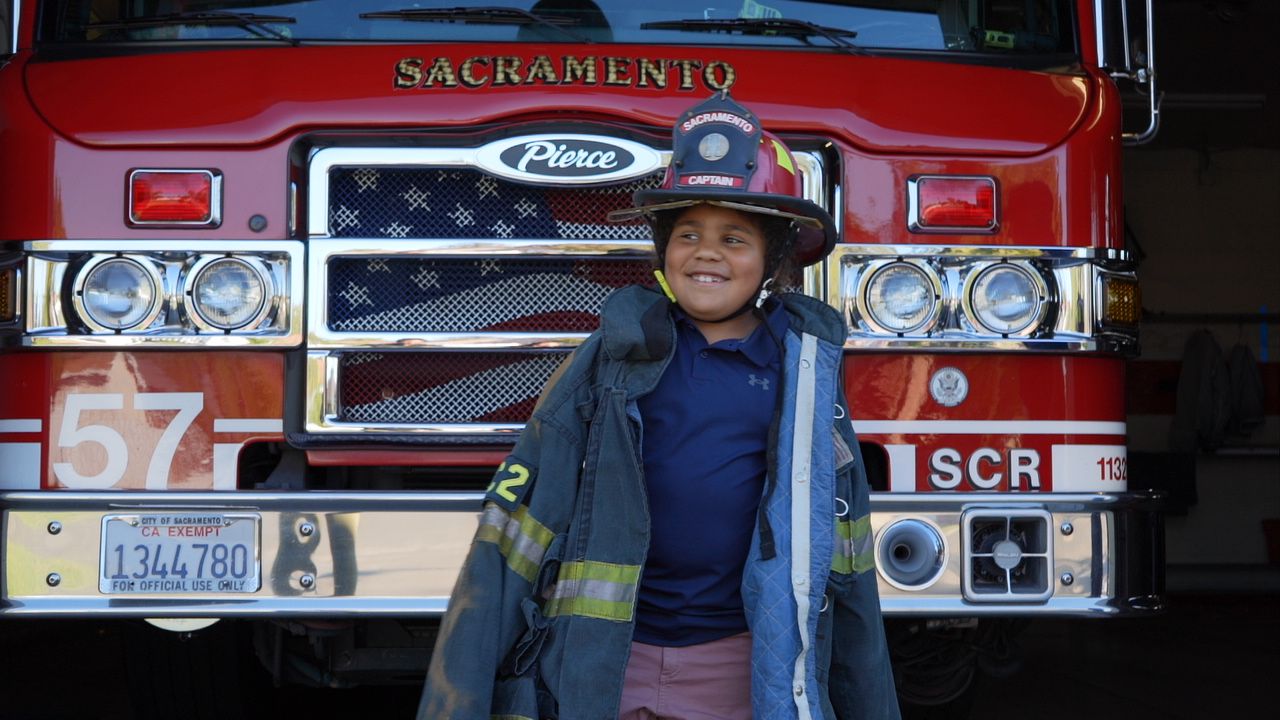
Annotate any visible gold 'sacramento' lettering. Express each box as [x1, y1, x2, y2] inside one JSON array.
[[562, 56, 597, 85], [636, 58, 667, 89], [525, 55, 560, 84], [703, 61, 735, 91], [394, 58, 424, 89], [459, 57, 488, 88], [669, 59, 703, 91], [603, 56, 631, 86], [393, 56, 734, 91], [424, 57, 459, 88], [493, 56, 523, 85]]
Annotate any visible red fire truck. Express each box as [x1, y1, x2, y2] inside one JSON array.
[[1, 0, 1163, 711]]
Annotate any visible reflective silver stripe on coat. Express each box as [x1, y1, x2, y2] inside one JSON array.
[[476, 503, 553, 583], [791, 333, 817, 720], [543, 560, 641, 622]]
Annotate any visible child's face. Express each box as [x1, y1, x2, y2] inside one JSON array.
[[663, 204, 768, 337]]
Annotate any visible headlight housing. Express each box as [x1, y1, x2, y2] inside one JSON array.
[[73, 256, 164, 332], [187, 257, 271, 331], [859, 261, 941, 334], [964, 262, 1046, 335]]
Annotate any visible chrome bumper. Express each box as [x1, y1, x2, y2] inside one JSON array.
[[1, 491, 1162, 618]]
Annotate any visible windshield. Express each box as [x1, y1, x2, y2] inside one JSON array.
[[41, 0, 1076, 57]]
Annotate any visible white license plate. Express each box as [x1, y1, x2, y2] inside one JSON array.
[[99, 513, 261, 594]]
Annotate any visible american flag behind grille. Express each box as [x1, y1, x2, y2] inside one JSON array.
[[329, 257, 655, 333], [339, 351, 571, 424], [327, 168, 662, 240], [326, 165, 663, 426]]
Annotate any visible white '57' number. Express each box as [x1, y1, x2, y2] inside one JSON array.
[[53, 393, 204, 490]]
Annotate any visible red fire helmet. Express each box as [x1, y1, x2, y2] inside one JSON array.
[[609, 93, 837, 268]]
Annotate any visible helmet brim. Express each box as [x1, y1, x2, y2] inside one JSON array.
[[607, 189, 837, 268]]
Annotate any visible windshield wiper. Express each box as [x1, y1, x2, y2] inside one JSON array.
[[640, 17, 861, 54], [87, 11, 299, 45], [360, 6, 592, 43]]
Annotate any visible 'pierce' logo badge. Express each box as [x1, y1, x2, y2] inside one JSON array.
[[475, 134, 663, 185]]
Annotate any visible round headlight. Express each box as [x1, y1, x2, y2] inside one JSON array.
[[969, 264, 1042, 335], [78, 258, 160, 331], [190, 258, 268, 330], [864, 262, 938, 334]]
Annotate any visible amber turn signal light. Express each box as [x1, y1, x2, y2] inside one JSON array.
[[0, 266, 15, 322], [1102, 275, 1141, 327]]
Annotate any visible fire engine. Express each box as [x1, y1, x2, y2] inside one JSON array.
[[0, 0, 1164, 711]]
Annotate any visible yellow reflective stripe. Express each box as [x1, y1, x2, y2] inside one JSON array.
[[544, 560, 641, 622], [475, 503, 554, 583], [833, 514, 874, 574], [772, 138, 796, 175]]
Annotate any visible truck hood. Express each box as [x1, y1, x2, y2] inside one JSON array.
[[25, 45, 1091, 155]]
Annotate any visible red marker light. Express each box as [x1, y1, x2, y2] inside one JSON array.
[[129, 170, 219, 225], [910, 176, 997, 232]]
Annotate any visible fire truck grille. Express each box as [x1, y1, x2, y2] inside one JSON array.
[[339, 351, 572, 424], [328, 257, 655, 333], [327, 168, 662, 240]]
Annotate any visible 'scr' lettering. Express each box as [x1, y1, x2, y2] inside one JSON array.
[[927, 448, 1041, 490]]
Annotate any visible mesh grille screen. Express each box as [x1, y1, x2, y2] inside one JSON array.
[[329, 257, 654, 333], [339, 351, 571, 424], [328, 168, 662, 240]]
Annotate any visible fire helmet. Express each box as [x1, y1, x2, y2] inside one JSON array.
[[608, 93, 837, 268]]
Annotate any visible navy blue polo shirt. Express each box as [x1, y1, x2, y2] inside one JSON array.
[[632, 300, 789, 647]]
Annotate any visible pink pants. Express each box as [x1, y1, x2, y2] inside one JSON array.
[[618, 632, 753, 720]]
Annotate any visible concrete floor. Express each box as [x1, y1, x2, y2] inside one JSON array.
[[0, 592, 1275, 719]]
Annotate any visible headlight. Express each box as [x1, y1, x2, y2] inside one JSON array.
[[861, 261, 940, 334], [188, 257, 270, 330], [967, 263, 1044, 335], [74, 257, 162, 331]]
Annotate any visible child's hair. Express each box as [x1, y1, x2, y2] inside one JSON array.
[[649, 206, 798, 286]]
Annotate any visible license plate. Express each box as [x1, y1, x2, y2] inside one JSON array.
[[99, 513, 261, 594]]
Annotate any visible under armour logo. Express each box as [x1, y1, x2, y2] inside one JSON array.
[[748, 375, 770, 390]]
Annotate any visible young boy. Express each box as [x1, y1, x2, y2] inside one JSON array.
[[419, 94, 899, 720]]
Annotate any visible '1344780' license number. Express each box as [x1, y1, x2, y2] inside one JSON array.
[[99, 513, 261, 594]]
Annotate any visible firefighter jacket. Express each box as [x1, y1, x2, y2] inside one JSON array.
[[418, 285, 899, 720]]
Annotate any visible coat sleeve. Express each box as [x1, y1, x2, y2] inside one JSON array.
[[417, 349, 591, 719], [827, 394, 902, 720]]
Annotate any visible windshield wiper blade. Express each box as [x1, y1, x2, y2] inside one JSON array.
[[640, 17, 861, 54], [87, 11, 299, 45], [360, 6, 592, 43]]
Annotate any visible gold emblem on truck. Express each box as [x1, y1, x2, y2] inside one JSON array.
[[393, 55, 736, 92]]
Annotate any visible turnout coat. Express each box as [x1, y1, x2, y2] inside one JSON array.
[[419, 285, 899, 720]]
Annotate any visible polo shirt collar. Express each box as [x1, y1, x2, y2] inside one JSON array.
[[673, 298, 789, 368]]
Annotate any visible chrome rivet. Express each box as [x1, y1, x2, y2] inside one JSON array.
[[47, 522, 62, 535], [46, 573, 61, 587], [1060, 572, 1074, 586], [800, 359, 811, 369], [794, 684, 804, 696], [1060, 521, 1074, 536], [299, 574, 316, 590], [298, 522, 315, 537]]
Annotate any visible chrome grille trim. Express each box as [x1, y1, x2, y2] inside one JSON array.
[[305, 145, 834, 436], [307, 239, 653, 350]]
